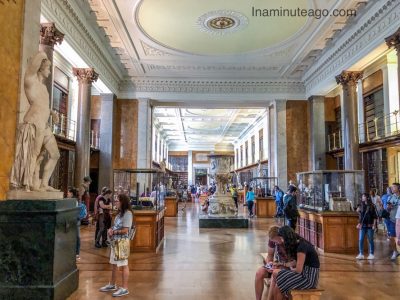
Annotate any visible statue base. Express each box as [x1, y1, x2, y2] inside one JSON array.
[[7, 190, 64, 200], [199, 215, 249, 228], [0, 198, 79, 300]]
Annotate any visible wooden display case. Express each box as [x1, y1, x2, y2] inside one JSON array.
[[255, 197, 276, 218], [165, 196, 178, 217], [131, 209, 165, 253], [298, 209, 359, 254]]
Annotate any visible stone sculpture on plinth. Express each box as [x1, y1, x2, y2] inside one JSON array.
[[8, 51, 62, 198]]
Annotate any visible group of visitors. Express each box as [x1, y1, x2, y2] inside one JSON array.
[[255, 225, 320, 300], [356, 183, 400, 260]]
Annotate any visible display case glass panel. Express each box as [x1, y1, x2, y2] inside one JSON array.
[[113, 169, 167, 211], [251, 177, 278, 197], [296, 170, 365, 212]]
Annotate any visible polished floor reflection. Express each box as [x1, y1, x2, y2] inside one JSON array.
[[69, 203, 400, 300]]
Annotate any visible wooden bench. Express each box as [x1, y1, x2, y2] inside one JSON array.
[[289, 289, 323, 300]]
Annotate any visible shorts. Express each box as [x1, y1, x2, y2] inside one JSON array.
[[386, 220, 396, 237], [109, 246, 129, 267]]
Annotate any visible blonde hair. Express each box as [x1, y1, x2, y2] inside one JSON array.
[[268, 225, 280, 240]]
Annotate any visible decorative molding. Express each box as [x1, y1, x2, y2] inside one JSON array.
[[335, 71, 363, 86], [40, 22, 64, 48], [73, 68, 99, 84], [141, 41, 171, 56], [41, 0, 123, 93], [132, 79, 305, 94], [144, 64, 281, 72], [196, 10, 248, 36], [304, 0, 400, 95], [385, 26, 400, 51]]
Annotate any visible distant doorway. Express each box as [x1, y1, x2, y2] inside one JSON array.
[[195, 168, 208, 185]]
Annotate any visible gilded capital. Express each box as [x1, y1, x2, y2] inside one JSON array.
[[385, 27, 400, 52], [73, 68, 99, 84], [40, 23, 64, 48], [335, 71, 363, 86]]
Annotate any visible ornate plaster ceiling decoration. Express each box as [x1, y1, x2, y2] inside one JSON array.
[[154, 108, 266, 149], [196, 10, 248, 36], [135, 0, 309, 55]]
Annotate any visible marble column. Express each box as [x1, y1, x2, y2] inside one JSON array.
[[72, 68, 98, 186], [268, 101, 287, 186], [385, 28, 400, 109], [188, 150, 193, 185], [98, 93, 115, 190], [335, 71, 363, 170], [39, 22, 64, 102], [308, 95, 326, 170]]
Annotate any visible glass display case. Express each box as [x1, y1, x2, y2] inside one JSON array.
[[251, 177, 278, 197], [296, 170, 365, 212], [113, 168, 167, 210]]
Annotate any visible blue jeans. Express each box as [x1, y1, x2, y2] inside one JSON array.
[[247, 201, 254, 216], [275, 202, 284, 216], [359, 227, 374, 254]]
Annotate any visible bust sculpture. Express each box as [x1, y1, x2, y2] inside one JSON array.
[[10, 51, 60, 192]]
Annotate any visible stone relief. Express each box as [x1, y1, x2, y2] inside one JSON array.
[[10, 51, 60, 192]]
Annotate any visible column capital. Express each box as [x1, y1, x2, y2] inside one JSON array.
[[40, 23, 64, 48], [385, 27, 400, 52], [73, 68, 99, 84], [335, 71, 363, 86]]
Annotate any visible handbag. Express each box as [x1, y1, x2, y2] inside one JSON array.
[[111, 238, 130, 261]]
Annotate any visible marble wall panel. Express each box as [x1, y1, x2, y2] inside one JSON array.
[[90, 95, 102, 120], [286, 101, 310, 182], [0, 1, 25, 200], [112, 99, 138, 169]]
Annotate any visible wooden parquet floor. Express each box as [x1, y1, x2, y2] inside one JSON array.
[[68, 203, 400, 300]]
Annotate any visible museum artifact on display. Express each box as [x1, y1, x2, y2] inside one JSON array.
[[9, 51, 62, 197]]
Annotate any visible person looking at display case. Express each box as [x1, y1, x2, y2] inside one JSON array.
[[283, 186, 299, 230], [246, 187, 255, 218], [356, 193, 378, 260], [273, 186, 284, 218]]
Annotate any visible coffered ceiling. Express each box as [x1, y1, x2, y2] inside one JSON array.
[[153, 108, 266, 150], [87, 0, 370, 89]]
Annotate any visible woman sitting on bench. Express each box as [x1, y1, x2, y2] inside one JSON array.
[[269, 226, 320, 300]]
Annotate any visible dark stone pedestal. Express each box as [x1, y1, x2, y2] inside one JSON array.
[[199, 215, 249, 228], [0, 199, 79, 300]]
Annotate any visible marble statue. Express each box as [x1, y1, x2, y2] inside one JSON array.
[[159, 159, 166, 173], [257, 159, 262, 177], [10, 51, 60, 192], [168, 177, 173, 190]]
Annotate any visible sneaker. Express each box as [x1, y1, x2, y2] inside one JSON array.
[[102, 242, 108, 248], [390, 252, 399, 261], [112, 288, 129, 297], [367, 254, 374, 260], [95, 242, 102, 248], [99, 283, 118, 292], [356, 254, 364, 260]]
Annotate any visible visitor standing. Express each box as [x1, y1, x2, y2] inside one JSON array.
[[99, 194, 133, 297], [79, 176, 92, 225], [94, 186, 109, 240], [283, 186, 299, 231], [231, 184, 239, 210], [95, 189, 113, 248], [387, 183, 400, 260], [356, 193, 378, 260], [67, 187, 86, 260], [246, 187, 255, 217], [273, 186, 284, 217]]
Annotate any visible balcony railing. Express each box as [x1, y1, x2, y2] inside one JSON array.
[[52, 111, 76, 141], [327, 110, 400, 151]]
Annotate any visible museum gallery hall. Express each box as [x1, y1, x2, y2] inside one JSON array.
[[1, 0, 400, 299]]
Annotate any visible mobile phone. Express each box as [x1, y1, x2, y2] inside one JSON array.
[[264, 263, 273, 269]]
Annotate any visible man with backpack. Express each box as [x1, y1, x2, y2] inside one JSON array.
[[283, 185, 299, 231]]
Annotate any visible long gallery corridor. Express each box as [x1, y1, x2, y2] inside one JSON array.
[[70, 202, 400, 300]]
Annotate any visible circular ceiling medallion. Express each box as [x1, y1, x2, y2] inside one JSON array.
[[196, 10, 248, 36]]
